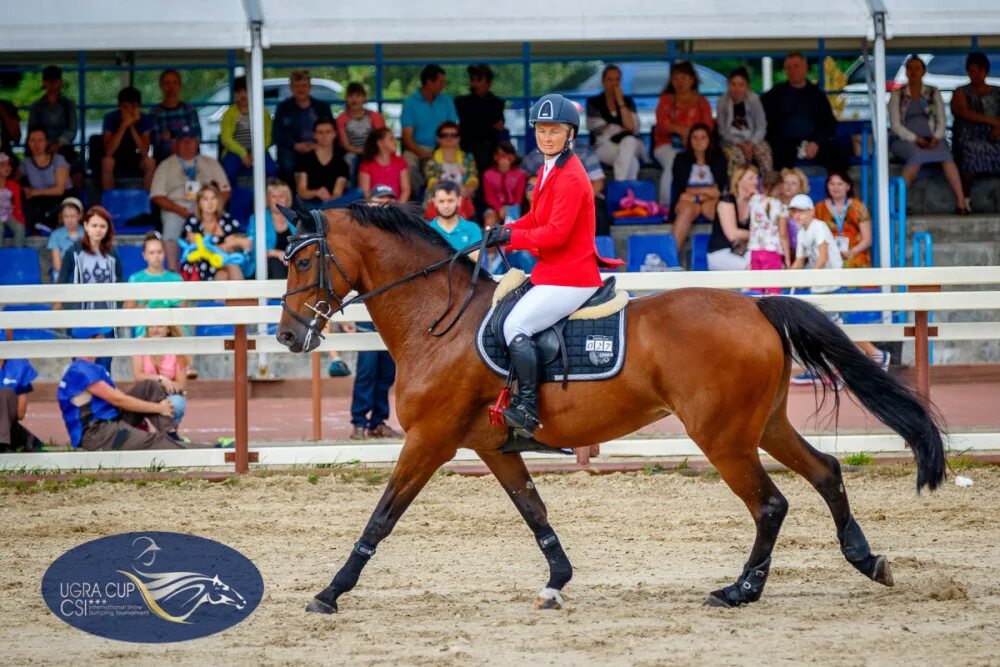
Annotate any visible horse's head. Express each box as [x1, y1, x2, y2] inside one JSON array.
[[276, 206, 363, 353], [205, 574, 247, 610]]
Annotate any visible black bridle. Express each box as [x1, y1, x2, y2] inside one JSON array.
[[279, 207, 498, 348]]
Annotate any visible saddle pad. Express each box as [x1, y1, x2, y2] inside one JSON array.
[[476, 306, 627, 382]]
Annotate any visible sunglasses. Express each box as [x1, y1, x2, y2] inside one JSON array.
[[437, 132, 459, 138], [525, 183, 536, 191]]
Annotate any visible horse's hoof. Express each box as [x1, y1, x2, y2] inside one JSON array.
[[533, 587, 563, 610], [703, 590, 738, 608], [305, 598, 338, 614], [871, 555, 894, 587]]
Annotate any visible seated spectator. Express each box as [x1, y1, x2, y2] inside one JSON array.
[[890, 56, 966, 213], [0, 357, 43, 452], [669, 124, 727, 252], [744, 166, 790, 294], [273, 69, 334, 184], [125, 231, 183, 311], [761, 52, 846, 172], [48, 196, 84, 275], [0, 98, 19, 162], [401, 64, 457, 191], [181, 184, 249, 282], [220, 76, 277, 185], [709, 165, 755, 271], [482, 140, 526, 227], [21, 125, 70, 232], [587, 64, 643, 181], [718, 67, 773, 181], [455, 64, 507, 175], [358, 128, 411, 202], [951, 52, 1000, 212], [149, 126, 230, 270], [0, 152, 25, 247], [813, 171, 872, 269], [336, 82, 386, 171], [296, 118, 351, 205], [249, 179, 296, 280], [131, 325, 190, 441], [369, 184, 396, 203], [28, 66, 80, 188], [770, 167, 810, 255], [423, 121, 478, 220], [101, 86, 155, 191], [427, 181, 481, 262], [521, 144, 610, 235], [654, 61, 714, 205], [150, 69, 201, 163], [58, 352, 196, 450]]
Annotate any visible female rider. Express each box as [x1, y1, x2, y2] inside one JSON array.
[[485, 94, 623, 436]]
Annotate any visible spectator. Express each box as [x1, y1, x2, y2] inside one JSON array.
[[771, 166, 810, 255], [709, 164, 756, 271], [220, 76, 277, 185], [131, 325, 190, 441], [273, 69, 334, 184], [743, 166, 790, 294], [427, 181, 481, 262], [423, 121, 478, 220], [889, 56, 966, 213], [295, 118, 351, 205], [336, 82, 386, 170], [181, 184, 250, 282], [47, 196, 84, 275], [27, 66, 80, 182], [0, 152, 25, 247], [125, 231, 183, 311], [482, 140, 526, 227], [21, 125, 69, 232], [401, 64, 457, 190], [101, 86, 155, 191], [951, 52, 1000, 212], [761, 52, 846, 172], [813, 171, 872, 269], [248, 179, 296, 280], [0, 97, 19, 161], [788, 194, 842, 274], [149, 126, 230, 270], [669, 123, 728, 252], [150, 69, 201, 163], [455, 64, 506, 175], [587, 64, 643, 181], [654, 61, 714, 205], [0, 357, 43, 452], [521, 143, 611, 235], [369, 184, 396, 203], [718, 66, 773, 181], [57, 351, 194, 450], [358, 128, 411, 202]]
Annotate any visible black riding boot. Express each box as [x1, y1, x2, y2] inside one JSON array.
[[504, 334, 541, 436]]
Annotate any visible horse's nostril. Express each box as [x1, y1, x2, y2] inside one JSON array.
[[277, 330, 295, 345]]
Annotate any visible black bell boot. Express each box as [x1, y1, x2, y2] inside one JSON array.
[[504, 334, 541, 436]]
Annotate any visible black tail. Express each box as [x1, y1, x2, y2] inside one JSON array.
[[756, 296, 945, 491]]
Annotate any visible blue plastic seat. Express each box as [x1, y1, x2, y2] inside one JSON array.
[[117, 245, 146, 280], [807, 175, 826, 201], [607, 180, 667, 225], [3, 304, 56, 340], [229, 187, 254, 226], [0, 248, 42, 284], [690, 233, 711, 271], [626, 234, 680, 272], [595, 235, 616, 259], [103, 189, 152, 230]]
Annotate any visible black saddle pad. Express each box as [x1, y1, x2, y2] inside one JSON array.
[[476, 305, 627, 383]]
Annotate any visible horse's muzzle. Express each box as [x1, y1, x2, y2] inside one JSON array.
[[276, 326, 320, 354]]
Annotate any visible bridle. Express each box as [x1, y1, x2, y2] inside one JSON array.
[[279, 206, 496, 349]]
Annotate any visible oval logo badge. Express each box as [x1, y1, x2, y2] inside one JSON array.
[[41, 531, 264, 643]]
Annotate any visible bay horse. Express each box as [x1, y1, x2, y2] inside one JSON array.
[[276, 202, 945, 611]]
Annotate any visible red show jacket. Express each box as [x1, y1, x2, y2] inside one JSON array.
[[505, 152, 623, 287]]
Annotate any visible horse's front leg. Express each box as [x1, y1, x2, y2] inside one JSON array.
[[306, 433, 456, 614], [478, 449, 573, 609]]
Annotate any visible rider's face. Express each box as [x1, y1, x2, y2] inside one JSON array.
[[535, 122, 569, 157]]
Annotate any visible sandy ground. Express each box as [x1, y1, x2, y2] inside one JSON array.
[[1, 465, 999, 666]]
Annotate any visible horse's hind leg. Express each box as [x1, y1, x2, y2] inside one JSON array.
[[478, 449, 573, 610], [759, 412, 894, 587]]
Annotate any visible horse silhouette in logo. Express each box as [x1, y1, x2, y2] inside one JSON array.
[[117, 536, 247, 624]]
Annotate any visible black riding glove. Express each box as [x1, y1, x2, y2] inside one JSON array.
[[484, 225, 513, 248]]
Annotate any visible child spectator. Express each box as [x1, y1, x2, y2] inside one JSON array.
[[101, 86, 155, 191], [771, 167, 809, 255], [21, 126, 70, 232], [358, 128, 411, 202], [220, 76, 276, 185], [150, 69, 201, 162], [0, 357, 43, 452], [57, 205, 123, 313], [126, 231, 184, 310], [181, 184, 250, 282], [0, 152, 25, 247], [743, 166, 790, 294], [482, 141, 526, 228], [670, 123, 727, 252], [47, 197, 83, 275], [813, 171, 872, 269], [295, 118, 351, 205], [130, 325, 189, 442], [249, 179, 296, 279], [717, 67, 772, 181], [336, 82, 386, 170], [423, 121, 478, 220], [654, 61, 714, 204]]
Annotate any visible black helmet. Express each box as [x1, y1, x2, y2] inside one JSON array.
[[529, 93, 580, 136]]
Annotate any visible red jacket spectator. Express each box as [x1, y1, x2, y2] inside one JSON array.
[[654, 93, 714, 149]]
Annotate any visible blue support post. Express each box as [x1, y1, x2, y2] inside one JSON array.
[[817, 39, 826, 90], [912, 231, 935, 363], [861, 124, 870, 209], [521, 42, 531, 154], [375, 44, 384, 114], [227, 50, 237, 100], [77, 51, 86, 161]]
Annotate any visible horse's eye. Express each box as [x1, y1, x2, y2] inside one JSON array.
[[296, 259, 311, 271]]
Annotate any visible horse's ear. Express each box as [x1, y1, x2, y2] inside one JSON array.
[[276, 204, 299, 228]]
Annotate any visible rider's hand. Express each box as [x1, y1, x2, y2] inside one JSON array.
[[483, 225, 512, 248]]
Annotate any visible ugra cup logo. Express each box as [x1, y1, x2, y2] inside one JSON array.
[[41, 532, 264, 643]]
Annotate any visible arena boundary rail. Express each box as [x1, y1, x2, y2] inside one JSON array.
[[2, 266, 999, 473]]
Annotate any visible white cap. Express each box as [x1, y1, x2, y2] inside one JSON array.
[[788, 194, 814, 210]]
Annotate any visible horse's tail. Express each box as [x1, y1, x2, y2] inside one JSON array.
[[756, 296, 945, 491]]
